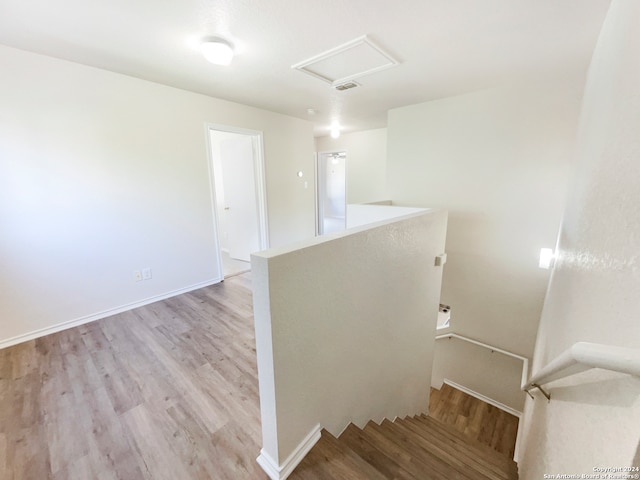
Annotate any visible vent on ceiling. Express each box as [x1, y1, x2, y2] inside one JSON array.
[[334, 81, 359, 91], [292, 35, 399, 87]]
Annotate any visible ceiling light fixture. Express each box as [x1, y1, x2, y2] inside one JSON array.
[[539, 248, 556, 269], [330, 122, 341, 139], [201, 37, 234, 66]]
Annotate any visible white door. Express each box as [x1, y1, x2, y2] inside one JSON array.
[[317, 152, 347, 235], [220, 135, 260, 262]]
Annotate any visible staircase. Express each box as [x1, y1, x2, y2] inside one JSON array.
[[289, 409, 518, 479]]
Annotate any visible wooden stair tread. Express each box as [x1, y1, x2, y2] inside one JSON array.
[[366, 420, 480, 480], [292, 387, 519, 479], [339, 423, 419, 480], [399, 417, 517, 480], [362, 420, 474, 480], [381, 419, 502, 480], [418, 415, 518, 475], [406, 416, 516, 473], [290, 429, 387, 479], [428, 385, 518, 458]]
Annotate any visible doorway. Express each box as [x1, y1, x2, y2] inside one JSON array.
[[316, 151, 347, 235], [207, 125, 269, 277]]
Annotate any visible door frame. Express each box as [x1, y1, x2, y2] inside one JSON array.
[[315, 150, 347, 235], [205, 123, 269, 275]]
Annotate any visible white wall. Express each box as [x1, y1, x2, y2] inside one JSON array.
[[252, 209, 447, 476], [315, 128, 388, 204], [518, 1, 640, 476], [432, 338, 525, 413], [386, 80, 584, 359], [0, 45, 315, 346]]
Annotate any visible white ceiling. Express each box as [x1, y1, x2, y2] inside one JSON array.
[[0, 0, 611, 136]]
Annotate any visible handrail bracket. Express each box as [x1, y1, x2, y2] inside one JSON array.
[[531, 383, 551, 402]]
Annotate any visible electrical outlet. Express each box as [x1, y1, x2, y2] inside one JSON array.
[[142, 268, 152, 280], [133, 270, 142, 282]]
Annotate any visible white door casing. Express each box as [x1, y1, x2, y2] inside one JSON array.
[[316, 151, 347, 235], [206, 124, 269, 271]]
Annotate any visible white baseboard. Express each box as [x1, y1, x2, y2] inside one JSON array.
[[257, 424, 321, 480], [513, 403, 526, 461], [0, 277, 223, 350], [443, 379, 522, 418]]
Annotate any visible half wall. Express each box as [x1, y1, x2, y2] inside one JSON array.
[[252, 209, 448, 479]]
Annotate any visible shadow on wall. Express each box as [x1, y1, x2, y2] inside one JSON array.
[[548, 374, 640, 408]]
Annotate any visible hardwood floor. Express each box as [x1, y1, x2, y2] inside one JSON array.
[[1, 271, 519, 479], [429, 384, 519, 458], [0, 273, 269, 480]]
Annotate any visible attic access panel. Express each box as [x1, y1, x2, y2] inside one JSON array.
[[292, 35, 399, 87]]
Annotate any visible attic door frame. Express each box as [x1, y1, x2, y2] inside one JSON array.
[[204, 123, 270, 274]]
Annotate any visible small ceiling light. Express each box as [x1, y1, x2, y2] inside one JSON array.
[[539, 248, 555, 269], [201, 37, 234, 66], [330, 121, 341, 139]]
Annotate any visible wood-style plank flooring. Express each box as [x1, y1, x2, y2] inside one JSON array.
[[0, 273, 269, 480], [1, 270, 519, 479], [429, 384, 519, 458]]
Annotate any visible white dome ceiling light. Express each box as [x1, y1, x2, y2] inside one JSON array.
[[201, 37, 234, 66]]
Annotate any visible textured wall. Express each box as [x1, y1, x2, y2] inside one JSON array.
[[386, 80, 583, 361], [518, 1, 640, 476], [432, 338, 526, 413], [253, 209, 447, 468]]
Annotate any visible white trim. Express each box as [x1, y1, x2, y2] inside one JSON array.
[[204, 123, 270, 272], [252, 133, 270, 250], [314, 152, 319, 236], [443, 379, 522, 418], [513, 407, 526, 461], [315, 150, 347, 236], [204, 124, 227, 279], [257, 424, 321, 480], [0, 278, 223, 350], [291, 35, 399, 86]]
